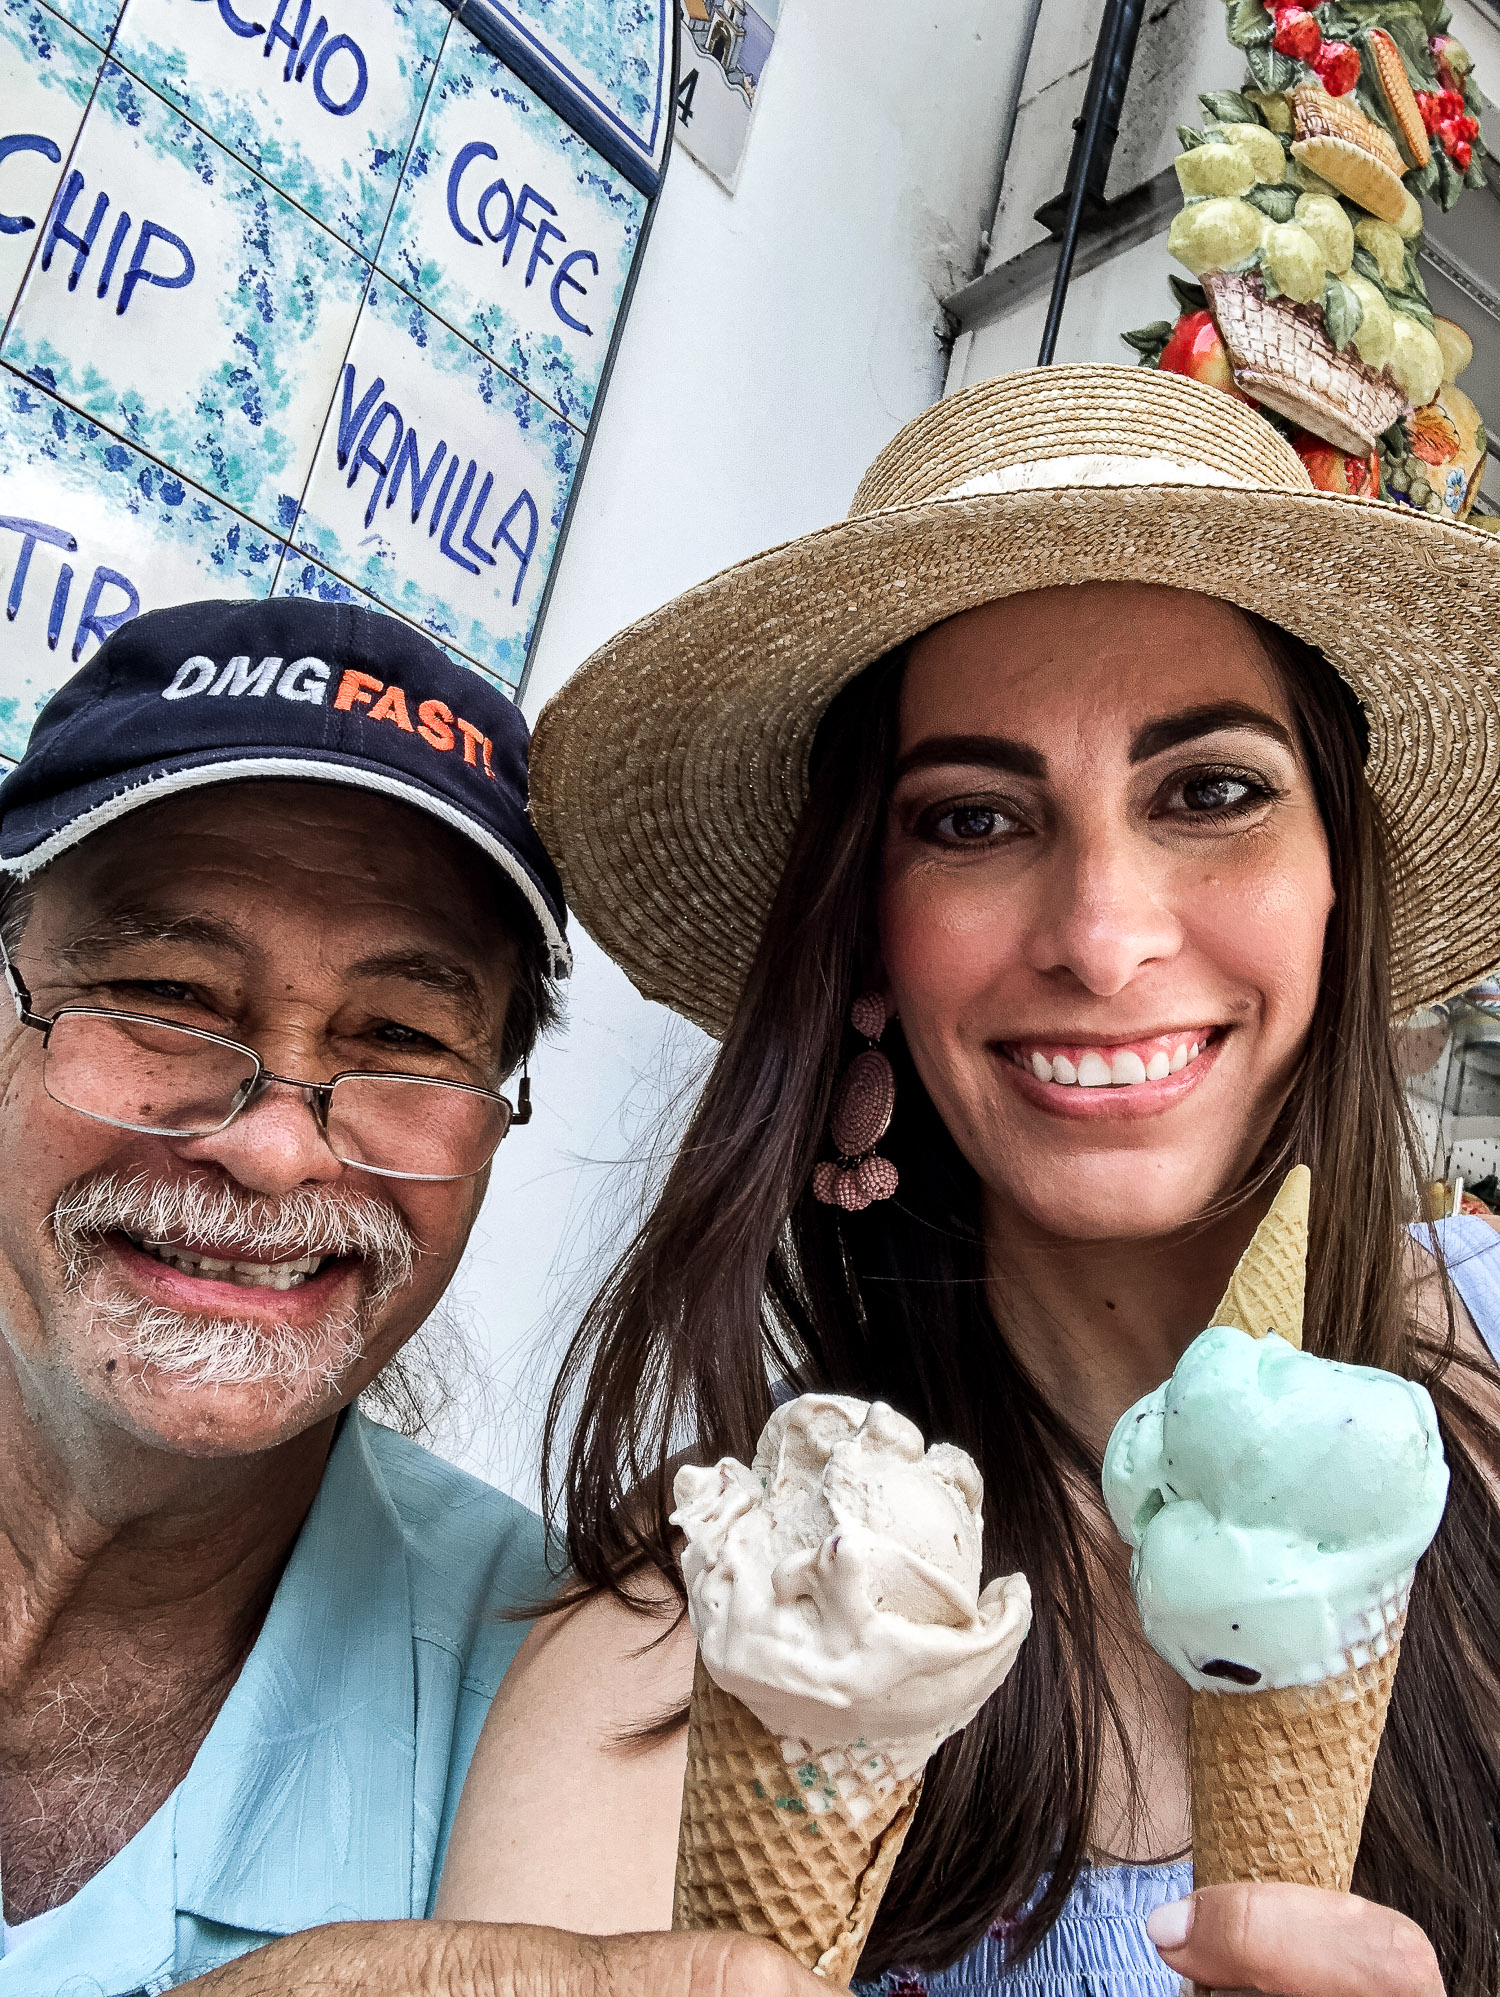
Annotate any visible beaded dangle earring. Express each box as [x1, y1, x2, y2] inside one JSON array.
[[812, 992, 899, 1212]]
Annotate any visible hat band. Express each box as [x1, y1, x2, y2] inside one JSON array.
[[937, 453, 1254, 501]]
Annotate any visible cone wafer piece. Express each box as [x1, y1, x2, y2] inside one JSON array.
[[1292, 134, 1410, 222], [1294, 84, 1414, 223], [1292, 85, 1405, 172], [1291, 89, 1409, 223], [673, 1657, 922, 1985], [1210, 1163, 1310, 1346]]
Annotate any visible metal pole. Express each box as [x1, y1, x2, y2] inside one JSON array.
[[1036, 0, 1146, 364]]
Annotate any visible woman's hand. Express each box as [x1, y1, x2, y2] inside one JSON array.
[[1146, 1883, 1443, 1996]]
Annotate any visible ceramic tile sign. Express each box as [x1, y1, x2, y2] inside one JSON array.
[[294, 275, 580, 683], [0, 372, 279, 763], [110, 0, 448, 257], [5, 62, 371, 536], [0, 0, 100, 321], [453, 0, 670, 189], [0, 0, 670, 764], [380, 30, 643, 426], [673, 0, 776, 192]]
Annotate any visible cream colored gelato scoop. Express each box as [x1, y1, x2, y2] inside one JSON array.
[[672, 1393, 1031, 1773]]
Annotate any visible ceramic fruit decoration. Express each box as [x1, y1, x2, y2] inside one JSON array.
[[1381, 315, 1487, 516], [1290, 432, 1380, 495], [1122, 0, 1490, 520]]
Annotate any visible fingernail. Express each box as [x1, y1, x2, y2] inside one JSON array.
[[1146, 1896, 1194, 1951]]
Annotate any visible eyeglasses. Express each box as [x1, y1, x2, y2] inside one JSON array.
[[2, 953, 528, 1182]]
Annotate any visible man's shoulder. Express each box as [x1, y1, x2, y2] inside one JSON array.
[[357, 1415, 558, 1690]]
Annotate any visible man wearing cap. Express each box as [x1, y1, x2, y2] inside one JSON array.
[[0, 599, 803, 1997]]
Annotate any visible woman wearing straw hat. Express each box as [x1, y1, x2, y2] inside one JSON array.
[[438, 365, 1500, 1995]]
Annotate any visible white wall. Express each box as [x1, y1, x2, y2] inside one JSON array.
[[438, 0, 1026, 1503]]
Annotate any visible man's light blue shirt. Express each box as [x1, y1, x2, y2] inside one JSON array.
[[0, 1409, 554, 1995]]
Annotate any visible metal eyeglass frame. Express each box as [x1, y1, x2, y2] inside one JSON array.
[[0, 937, 530, 1183]]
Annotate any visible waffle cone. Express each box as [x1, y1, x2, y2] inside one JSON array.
[[1210, 1163, 1310, 1347], [1290, 85, 1409, 222], [1190, 1613, 1404, 1894], [673, 1658, 921, 1985]]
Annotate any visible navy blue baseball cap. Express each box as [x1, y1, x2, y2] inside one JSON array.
[[0, 599, 570, 978]]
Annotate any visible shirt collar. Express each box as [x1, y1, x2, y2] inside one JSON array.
[[173, 1410, 419, 1934]]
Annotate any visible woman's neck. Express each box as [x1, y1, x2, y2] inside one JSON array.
[[981, 1187, 1272, 1455]]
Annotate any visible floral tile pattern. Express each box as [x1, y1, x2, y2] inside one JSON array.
[[293, 274, 576, 684], [2, 62, 369, 535], [273, 549, 496, 681], [111, 0, 449, 255], [380, 27, 641, 424], [0, 367, 277, 759], [42, 0, 120, 57], [0, 0, 105, 321]]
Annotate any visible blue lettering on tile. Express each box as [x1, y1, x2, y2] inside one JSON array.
[[445, 141, 599, 336], [190, 0, 369, 119], [41, 168, 195, 316], [0, 514, 140, 660], [335, 361, 540, 605], [0, 134, 64, 236]]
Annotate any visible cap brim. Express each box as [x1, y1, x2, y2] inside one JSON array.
[[1, 749, 572, 979]]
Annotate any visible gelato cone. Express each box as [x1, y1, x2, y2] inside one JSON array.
[[1187, 1597, 1405, 1894], [674, 1657, 921, 1983], [1104, 1176, 1447, 1917], [671, 1395, 1031, 1984]]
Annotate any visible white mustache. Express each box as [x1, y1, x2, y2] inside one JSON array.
[[52, 1171, 416, 1297], [51, 1171, 418, 1392]]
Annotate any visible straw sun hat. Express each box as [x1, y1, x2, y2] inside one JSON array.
[[530, 364, 1500, 1038]]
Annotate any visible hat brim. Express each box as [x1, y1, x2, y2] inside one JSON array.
[[532, 480, 1500, 1036], [1, 749, 573, 978]]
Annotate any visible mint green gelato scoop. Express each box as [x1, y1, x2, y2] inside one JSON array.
[[1102, 1325, 1448, 1692]]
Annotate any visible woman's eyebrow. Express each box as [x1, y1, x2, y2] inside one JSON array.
[[892, 734, 1047, 781], [891, 706, 1294, 784], [1129, 703, 1294, 763]]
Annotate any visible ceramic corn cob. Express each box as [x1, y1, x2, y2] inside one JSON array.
[[1366, 29, 1430, 168]]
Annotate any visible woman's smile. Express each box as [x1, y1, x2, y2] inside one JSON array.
[[996, 1026, 1227, 1117]]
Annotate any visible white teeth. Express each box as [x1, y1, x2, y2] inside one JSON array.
[[137, 1240, 326, 1289], [1019, 1037, 1212, 1087]]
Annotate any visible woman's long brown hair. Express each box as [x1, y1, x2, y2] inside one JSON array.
[[544, 620, 1500, 1986]]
